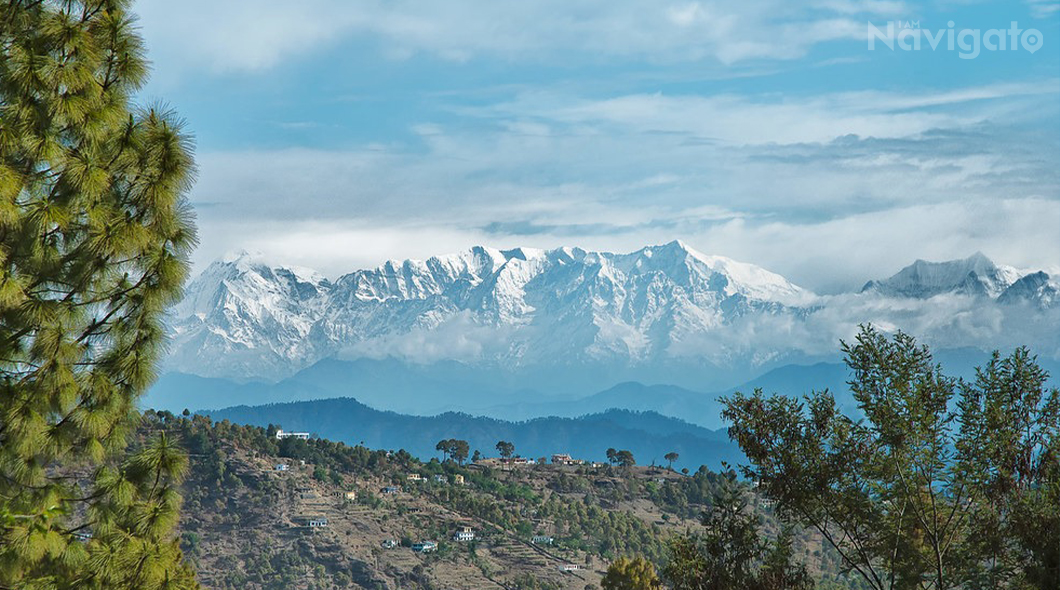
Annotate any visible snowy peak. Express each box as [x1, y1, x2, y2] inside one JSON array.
[[175, 251, 330, 318], [167, 242, 813, 380], [329, 242, 806, 307], [998, 271, 1059, 309], [861, 252, 1019, 299], [166, 245, 1056, 384]]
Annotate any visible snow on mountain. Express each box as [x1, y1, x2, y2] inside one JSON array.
[[997, 271, 1059, 309], [168, 251, 333, 380], [167, 241, 811, 381], [860, 252, 1021, 299], [165, 245, 1058, 384]]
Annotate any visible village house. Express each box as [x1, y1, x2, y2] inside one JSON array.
[[274, 463, 289, 471], [531, 535, 554, 545], [340, 490, 357, 501], [452, 474, 465, 485], [412, 541, 437, 553], [406, 473, 424, 482], [558, 564, 582, 572], [551, 453, 579, 465], [433, 474, 448, 483], [381, 486, 400, 495], [452, 526, 475, 542], [381, 539, 397, 549], [274, 429, 310, 441], [308, 517, 328, 528]]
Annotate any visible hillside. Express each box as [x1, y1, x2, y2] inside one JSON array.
[[143, 412, 862, 590], [202, 398, 740, 472]]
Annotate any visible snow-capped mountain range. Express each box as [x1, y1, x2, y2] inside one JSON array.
[[165, 242, 1059, 384]]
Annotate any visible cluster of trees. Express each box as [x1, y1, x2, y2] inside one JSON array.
[[607, 448, 637, 467], [603, 471, 813, 590], [606, 326, 1059, 590], [435, 439, 471, 463]]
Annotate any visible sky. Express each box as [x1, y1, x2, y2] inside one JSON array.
[[134, 0, 1060, 294]]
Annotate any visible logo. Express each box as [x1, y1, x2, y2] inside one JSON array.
[[868, 21, 1043, 59]]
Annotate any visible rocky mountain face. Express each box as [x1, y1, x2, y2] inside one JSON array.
[[165, 244, 1058, 386]]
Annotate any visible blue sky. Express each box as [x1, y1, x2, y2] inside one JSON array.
[[134, 0, 1059, 293]]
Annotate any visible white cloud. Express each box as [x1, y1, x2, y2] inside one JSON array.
[[181, 78, 1059, 291], [135, 0, 906, 78]]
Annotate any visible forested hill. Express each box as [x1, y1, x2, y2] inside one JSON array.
[[147, 410, 859, 590], [204, 397, 741, 471]]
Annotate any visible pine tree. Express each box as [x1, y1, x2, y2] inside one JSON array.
[[1, 1, 198, 588]]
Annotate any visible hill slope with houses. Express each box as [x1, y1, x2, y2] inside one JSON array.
[[146, 411, 863, 590]]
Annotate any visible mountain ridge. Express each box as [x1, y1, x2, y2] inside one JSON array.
[[202, 397, 742, 470], [169, 241, 813, 381], [164, 244, 1059, 407]]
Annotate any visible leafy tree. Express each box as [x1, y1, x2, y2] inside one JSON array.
[[607, 448, 618, 465], [616, 450, 636, 469], [436, 439, 470, 464], [436, 439, 452, 461], [602, 556, 663, 590], [956, 348, 1060, 588], [662, 473, 811, 590], [497, 440, 516, 460], [723, 325, 1060, 590], [451, 439, 470, 464], [0, 1, 197, 589], [665, 452, 679, 471]]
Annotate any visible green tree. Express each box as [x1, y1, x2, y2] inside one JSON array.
[[956, 348, 1060, 588], [451, 439, 470, 464], [436, 439, 453, 461], [665, 452, 679, 471], [607, 448, 618, 465], [602, 556, 663, 590], [723, 325, 1060, 590], [616, 450, 636, 469], [0, 1, 198, 589], [663, 473, 811, 590], [496, 440, 515, 461]]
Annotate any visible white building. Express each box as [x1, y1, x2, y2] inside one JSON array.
[[453, 526, 475, 542], [275, 429, 310, 440], [559, 564, 582, 572]]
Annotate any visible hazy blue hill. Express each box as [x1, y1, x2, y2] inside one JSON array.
[[479, 382, 721, 425], [142, 372, 330, 412], [147, 346, 1058, 431], [203, 398, 742, 471]]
